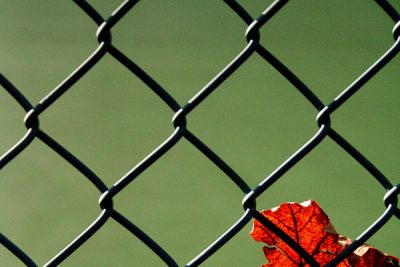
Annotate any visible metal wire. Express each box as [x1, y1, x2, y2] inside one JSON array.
[[1, 0, 399, 266]]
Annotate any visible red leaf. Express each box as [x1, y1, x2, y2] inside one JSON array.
[[348, 244, 399, 267], [251, 199, 347, 266], [251, 199, 399, 266]]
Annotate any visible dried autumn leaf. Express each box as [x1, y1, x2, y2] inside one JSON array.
[[349, 244, 399, 267], [251, 199, 399, 267], [251, 199, 347, 266]]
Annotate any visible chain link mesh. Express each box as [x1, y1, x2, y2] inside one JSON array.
[[1, 0, 399, 266]]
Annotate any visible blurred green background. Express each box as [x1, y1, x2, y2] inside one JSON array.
[[1, 1, 399, 266]]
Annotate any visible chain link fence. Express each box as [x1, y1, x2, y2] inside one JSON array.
[[1, 0, 399, 266]]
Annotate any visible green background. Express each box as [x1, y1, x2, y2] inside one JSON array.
[[1, 1, 399, 266]]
